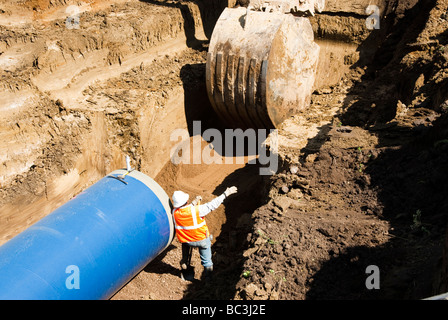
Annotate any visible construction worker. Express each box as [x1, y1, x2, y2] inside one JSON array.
[[171, 186, 238, 280]]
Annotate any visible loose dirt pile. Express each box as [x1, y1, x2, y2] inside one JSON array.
[[231, 0, 448, 300]]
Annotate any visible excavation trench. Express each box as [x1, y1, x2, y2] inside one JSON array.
[[0, 0, 283, 299], [2, 0, 446, 300], [0, 0, 375, 299], [110, 13, 375, 300]]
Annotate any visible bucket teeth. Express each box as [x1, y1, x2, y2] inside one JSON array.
[[248, 0, 325, 15], [235, 56, 251, 127], [207, 51, 270, 128]]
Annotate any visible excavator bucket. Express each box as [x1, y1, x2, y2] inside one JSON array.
[[206, 6, 320, 129]]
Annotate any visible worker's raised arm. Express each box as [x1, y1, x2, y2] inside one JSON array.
[[197, 186, 238, 217]]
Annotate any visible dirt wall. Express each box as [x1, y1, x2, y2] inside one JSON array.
[[233, 0, 448, 300], [0, 0, 215, 244]]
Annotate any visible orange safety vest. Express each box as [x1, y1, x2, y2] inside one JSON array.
[[173, 205, 210, 243]]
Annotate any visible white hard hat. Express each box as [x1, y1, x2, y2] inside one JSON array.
[[172, 190, 189, 208]]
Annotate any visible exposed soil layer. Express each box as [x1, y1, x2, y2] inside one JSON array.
[[1, 0, 448, 300], [0, 0, 214, 244], [231, 0, 448, 300]]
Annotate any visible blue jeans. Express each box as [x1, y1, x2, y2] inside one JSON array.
[[184, 237, 213, 268]]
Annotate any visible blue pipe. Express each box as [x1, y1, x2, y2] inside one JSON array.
[[0, 170, 174, 300]]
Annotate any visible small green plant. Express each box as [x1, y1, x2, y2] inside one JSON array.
[[434, 139, 448, 148], [358, 163, 364, 173], [267, 269, 286, 284], [256, 229, 277, 245], [242, 270, 251, 278]]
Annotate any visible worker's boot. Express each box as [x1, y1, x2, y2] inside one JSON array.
[[203, 266, 213, 281]]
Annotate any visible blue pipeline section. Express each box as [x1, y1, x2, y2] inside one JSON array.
[[0, 170, 174, 300]]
